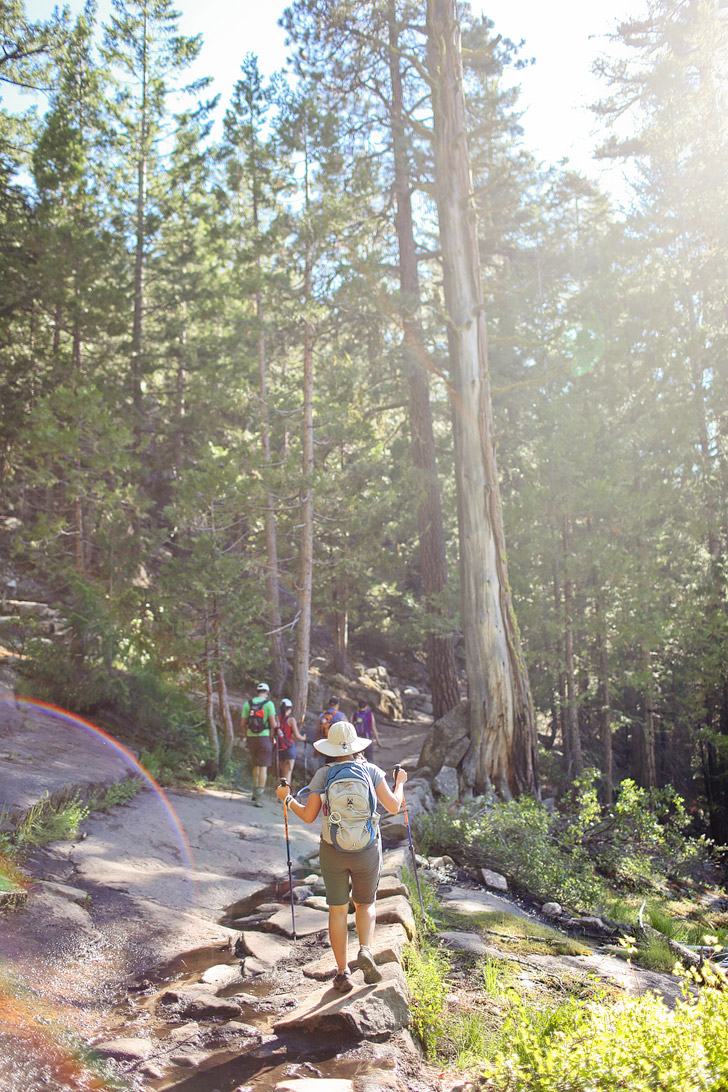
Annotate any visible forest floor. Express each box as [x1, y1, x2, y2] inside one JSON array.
[[0, 676, 691, 1092]]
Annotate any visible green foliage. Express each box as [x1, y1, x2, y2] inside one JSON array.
[[401, 941, 450, 1059], [416, 796, 604, 911], [483, 990, 728, 1092], [417, 773, 706, 913], [0, 792, 88, 854]]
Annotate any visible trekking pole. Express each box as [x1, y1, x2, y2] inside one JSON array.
[[279, 778, 297, 940], [393, 764, 425, 921], [303, 738, 309, 782]]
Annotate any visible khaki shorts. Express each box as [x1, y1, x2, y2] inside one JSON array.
[[319, 837, 382, 906], [247, 734, 272, 766]]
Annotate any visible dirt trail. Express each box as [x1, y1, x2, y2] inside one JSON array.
[[0, 694, 438, 1092]]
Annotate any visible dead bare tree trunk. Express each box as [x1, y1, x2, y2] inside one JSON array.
[[426, 0, 537, 797]]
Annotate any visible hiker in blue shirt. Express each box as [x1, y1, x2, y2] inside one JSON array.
[[276, 720, 407, 993]]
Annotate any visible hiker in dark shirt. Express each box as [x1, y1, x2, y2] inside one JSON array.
[[276, 720, 407, 993]]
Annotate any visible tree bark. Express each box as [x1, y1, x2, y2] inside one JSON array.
[[387, 0, 459, 721], [561, 515, 583, 777], [426, 0, 537, 797], [292, 239, 315, 725], [253, 179, 286, 690]]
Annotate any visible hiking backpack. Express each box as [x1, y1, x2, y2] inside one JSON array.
[[246, 697, 268, 735], [323, 760, 379, 853], [316, 709, 335, 740], [351, 708, 372, 738], [276, 712, 295, 750]]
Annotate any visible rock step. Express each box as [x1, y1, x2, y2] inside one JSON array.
[[273, 963, 410, 1039]]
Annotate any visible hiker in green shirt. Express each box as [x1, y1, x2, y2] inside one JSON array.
[[241, 682, 278, 806]]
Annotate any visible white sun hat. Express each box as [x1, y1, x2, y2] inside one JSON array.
[[313, 720, 372, 757]]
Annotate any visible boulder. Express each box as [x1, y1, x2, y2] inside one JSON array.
[[33, 880, 89, 906], [303, 896, 329, 913], [180, 993, 243, 1020], [379, 688, 404, 720], [377, 876, 407, 899], [418, 702, 470, 774], [440, 885, 530, 921], [433, 766, 459, 800], [199, 963, 244, 990], [276, 1080, 354, 1092], [541, 902, 563, 919], [93, 1037, 153, 1062], [439, 931, 490, 957], [378, 814, 409, 842], [169, 1050, 214, 1067], [481, 869, 508, 894], [374, 895, 416, 938], [381, 848, 408, 873], [302, 923, 407, 981], [239, 931, 293, 966], [262, 904, 329, 939], [293, 885, 314, 903], [273, 963, 410, 1039]]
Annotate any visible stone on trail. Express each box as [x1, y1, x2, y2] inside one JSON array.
[[303, 895, 329, 912], [374, 895, 416, 938], [263, 904, 329, 939], [199, 963, 244, 989], [93, 1037, 153, 1062], [33, 879, 89, 905], [481, 868, 508, 893], [541, 902, 562, 919], [276, 1080, 353, 1092], [179, 992, 244, 1020], [378, 814, 409, 842], [376, 876, 407, 899], [273, 963, 410, 1039], [302, 923, 408, 980], [380, 848, 407, 874], [169, 1050, 214, 1067], [440, 885, 530, 920], [293, 884, 314, 902], [239, 930, 293, 966], [439, 931, 490, 957]]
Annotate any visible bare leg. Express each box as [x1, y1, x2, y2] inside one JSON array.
[[353, 901, 376, 949], [328, 903, 350, 971]]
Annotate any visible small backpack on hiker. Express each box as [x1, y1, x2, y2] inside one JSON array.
[[322, 760, 379, 852], [351, 707, 372, 739], [246, 696, 269, 734], [317, 709, 335, 741], [277, 707, 295, 751]]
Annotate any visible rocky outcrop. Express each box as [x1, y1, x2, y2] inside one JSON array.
[[418, 701, 470, 775]]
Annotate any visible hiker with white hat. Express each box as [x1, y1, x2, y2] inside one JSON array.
[[276, 719, 407, 993]]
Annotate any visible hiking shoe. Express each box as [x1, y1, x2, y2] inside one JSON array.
[[332, 969, 353, 993], [357, 946, 382, 984]]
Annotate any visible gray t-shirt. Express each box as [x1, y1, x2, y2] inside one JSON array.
[[308, 759, 385, 846]]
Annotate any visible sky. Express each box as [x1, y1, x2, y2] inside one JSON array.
[[21, 0, 646, 184]]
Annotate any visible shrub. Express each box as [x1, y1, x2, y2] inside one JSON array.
[[401, 941, 450, 1058], [483, 990, 728, 1092]]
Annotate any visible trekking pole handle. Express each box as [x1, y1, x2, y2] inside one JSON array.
[[393, 764, 406, 787], [279, 777, 289, 787]]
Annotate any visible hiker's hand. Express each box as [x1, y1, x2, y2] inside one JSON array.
[[393, 765, 407, 787], [275, 783, 290, 802]]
